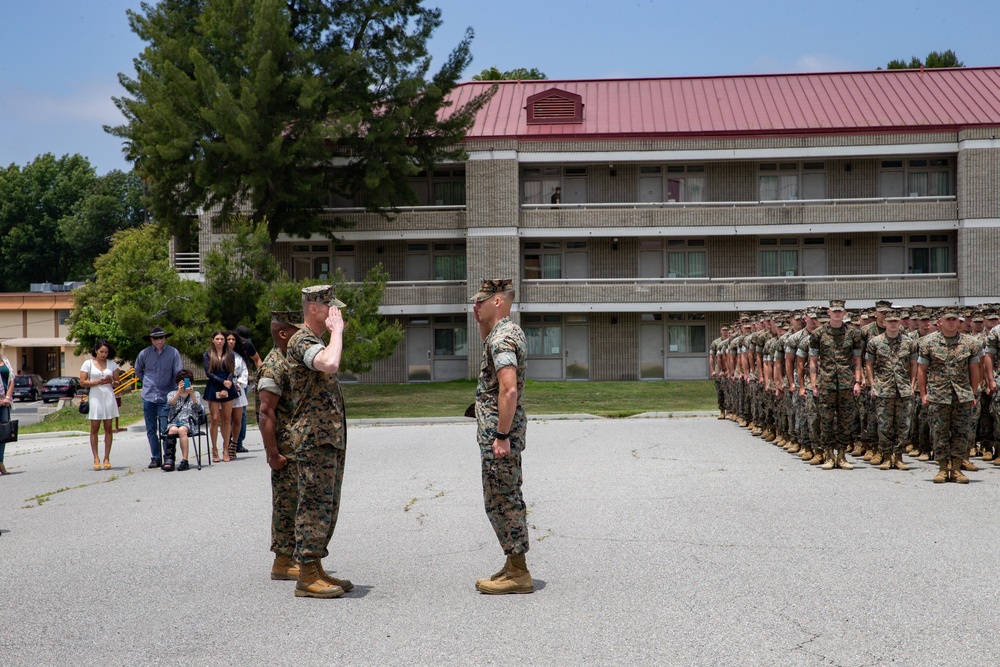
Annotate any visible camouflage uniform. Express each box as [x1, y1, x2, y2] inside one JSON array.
[[257, 344, 298, 558], [918, 331, 980, 463], [866, 332, 917, 456], [809, 321, 863, 455], [476, 316, 529, 556], [796, 326, 821, 454], [859, 319, 886, 453], [286, 323, 348, 563], [709, 334, 728, 414]]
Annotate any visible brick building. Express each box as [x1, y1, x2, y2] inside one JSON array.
[[181, 67, 1000, 382]]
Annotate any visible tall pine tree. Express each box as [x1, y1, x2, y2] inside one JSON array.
[[108, 0, 494, 240]]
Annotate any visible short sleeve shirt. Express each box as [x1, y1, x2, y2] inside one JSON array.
[[866, 333, 917, 398], [256, 347, 296, 456], [918, 331, 980, 404], [808, 323, 863, 390], [285, 325, 346, 452], [475, 317, 527, 457]]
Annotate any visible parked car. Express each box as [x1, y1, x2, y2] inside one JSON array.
[[12, 374, 46, 401], [40, 377, 82, 403]]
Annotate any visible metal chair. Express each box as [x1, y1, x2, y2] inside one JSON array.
[[158, 404, 208, 470]]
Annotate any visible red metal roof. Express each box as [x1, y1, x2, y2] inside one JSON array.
[[445, 67, 1000, 140]]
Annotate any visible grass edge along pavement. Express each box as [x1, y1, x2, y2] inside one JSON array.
[[21, 380, 717, 433]]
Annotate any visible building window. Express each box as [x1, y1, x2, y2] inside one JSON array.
[[759, 162, 826, 201], [522, 167, 562, 205], [291, 243, 331, 280], [638, 165, 705, 203], [638, 239, 707, 278], [431, 243, 466, 280], [58, 310, 70, 325], [523, 240, 588, 279], [879, 234, 951, 274], [878, 158, 951, 197], [433, 316, 468, 357], [523, 315, 563, 356], [332, 244, 357, 281], [405, 167, 466, 206], [758, 237, 826, 277]]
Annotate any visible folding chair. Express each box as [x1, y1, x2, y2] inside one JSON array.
[[158, 403, 208, 470]]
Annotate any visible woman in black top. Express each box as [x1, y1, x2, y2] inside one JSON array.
[[202, 330, 234, 462]]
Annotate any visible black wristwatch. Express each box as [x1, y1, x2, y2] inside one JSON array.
[[495, 432, 510, 440]]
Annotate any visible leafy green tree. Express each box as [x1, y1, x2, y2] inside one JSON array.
[[68, 224, 210, 363], [59, 170, 147, 279], [884, 50, 963, 69], [201, 217, 284, 345], [472, 66, 547, 80], [258, 265, 402, 373], [108, 0, 495, 240]]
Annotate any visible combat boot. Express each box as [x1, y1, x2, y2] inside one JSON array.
[[983, 448, 995, 462], [317, 561, 354, 592], [932, 460, 950, 484], [960, 459, 980, 472], [863, 447, 875, 461], [477, 554, 533, 595], [270, 554, 300, 581], [294, 560, 344, 598], [892, 453, 910, 471], [992, 455, 1000, 467], [718, 409, 726, 420], [879, 454, 892, 470], [799, 446, 813, 461], [762, 429, 775, 442], [918, 452, 931, 462], [738, 418, 748, 428], [952, 458, 970, 484], [821, 450, 836, 470], [475, 556, 511, 589], [836, 449, 854, 470], [751, 426, 763, 437], [870, 451, 883, 466], [808, 450, 825, 465], [787, 441, 801, 454]]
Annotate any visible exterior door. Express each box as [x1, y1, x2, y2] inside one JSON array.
[[563, 177, 587, 204], [639, 323, 665, 379], [801, 248, 827, 276], [879, 246, 906, 274], [406, 326, 432, 381], [564, 324, 590, 379], [639, 176, 663, 203]]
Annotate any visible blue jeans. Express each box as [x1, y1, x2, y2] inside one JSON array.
[[143, 401, 169, 460], [238, 407, 247, 446]]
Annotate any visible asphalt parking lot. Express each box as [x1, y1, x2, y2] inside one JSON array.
[[1, 416, 999, 667]]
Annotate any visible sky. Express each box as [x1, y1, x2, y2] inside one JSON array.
[[1, 0, 998, 175]]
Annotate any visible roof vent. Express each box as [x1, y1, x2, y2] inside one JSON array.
[[525, 88, 583, 125]]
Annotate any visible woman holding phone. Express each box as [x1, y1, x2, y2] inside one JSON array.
[[203, 330, 235, 462]]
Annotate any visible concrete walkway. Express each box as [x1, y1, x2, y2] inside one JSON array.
[[1, 416, 998, 666]]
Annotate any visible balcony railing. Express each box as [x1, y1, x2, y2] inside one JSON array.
[[323, 205, 466, 212], [174, 252, 201, 274], [522, 196, 956, 210]]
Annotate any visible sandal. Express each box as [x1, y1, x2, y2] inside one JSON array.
[[94, 458, 102, 471], [103, 460, 111, 470]]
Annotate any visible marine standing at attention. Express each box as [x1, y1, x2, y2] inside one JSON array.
[[471, 279, 533, 595]]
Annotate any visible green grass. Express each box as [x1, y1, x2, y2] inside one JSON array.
[[21, 380, 717, 432], [342, 379, 717, 419]]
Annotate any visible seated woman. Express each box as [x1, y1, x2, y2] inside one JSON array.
[[164, 369, 202, 472]]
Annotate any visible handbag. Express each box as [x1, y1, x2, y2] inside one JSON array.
[[0, 419, 18, 444], [79, 398, 89, 415]]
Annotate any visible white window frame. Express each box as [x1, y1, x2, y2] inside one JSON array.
[[637, 165, 706, 202], [291, 242, 332, 280], [758, 162, 826, 201], [522, 314, 565, 357], [432, 315, 469, 358], [879, 233, 952, 274], [522, 240, 588, 279], [878, 157, 951, 197], [758, 236, 826, 277], [638, 239, 707, 278]]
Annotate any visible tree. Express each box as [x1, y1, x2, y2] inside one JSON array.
[[68, 224, 210, 363], [884, 50, 963, 69], [472, 66, 547, 81], [258, 266, 403, 374], [201, 217, 284, 346], [108, 0, 495, 241]]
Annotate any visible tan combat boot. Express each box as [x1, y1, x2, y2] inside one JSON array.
[[787, 441, 801, 454], [870, 451, 883, 466], [738, 418, 748, 428], [271, 554, 300, 581], [892, 453, 910, 471], [918, 452, 931, 462], [960, 459, 980, 472], [318, 561, 354, 592], [952, 458, 970, 484], [879, 454, 892, 470], [762, 429, 776, 442], [932, 460, 950, 484], [475, 556, 511, 589], [984, 448, 995, 462], [863, 447, 875, 461], [808, 450, 825, 465], [477, 554, 534, 595], [799, 446, 812, 460], [821, 450, 836, 470], [836, 449, 854, 470], [294, 560, 345, 598], [992, 455, 1000, 467], [718, 409, 726, 420]]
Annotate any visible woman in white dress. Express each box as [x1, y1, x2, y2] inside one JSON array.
[[80, 340, 120, 470]]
